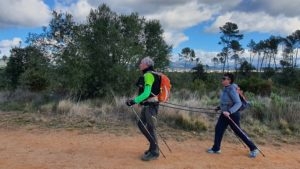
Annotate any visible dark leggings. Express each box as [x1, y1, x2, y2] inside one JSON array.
[[212, 112, 257, 151], [137, 103, 159, 153]]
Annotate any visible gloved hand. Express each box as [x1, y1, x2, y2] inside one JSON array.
[[126, 99, 135, 106]]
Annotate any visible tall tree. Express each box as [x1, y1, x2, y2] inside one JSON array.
[[282, 30, 300, 68], [79, 4, 124, 97], [192, 63, 207, 81], [5, 46, 49, 91], [179, 47, 195, 71], [27, 11, 76, 61], [230, 40, 244, 72], [144, 20, 172, 70], [26, 10, 84, 96], [239, 61, 255, 77], [77, 4, 171, 97], [254, 36, 282, 73], [8, 4, 171, 98], [257, 36, 282, 71], [254, 40, 265, 72], [247, 39, 257, 65], [267, 36, 282, 69], [291, 30, 300, 68], [5, 48, 26, 89], [218, 22, 243, 72], [211, 57, 219, 70], [119, 13, 145, 66]]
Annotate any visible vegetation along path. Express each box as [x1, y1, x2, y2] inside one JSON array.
[[0, 128, 299, 169]]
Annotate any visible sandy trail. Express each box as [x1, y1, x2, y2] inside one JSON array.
[[0, 128, 299, 169]]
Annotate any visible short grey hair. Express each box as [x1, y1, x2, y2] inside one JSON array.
[[140, 57, 154, 66]]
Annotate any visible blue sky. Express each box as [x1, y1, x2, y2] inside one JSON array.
[[1, 0, 300, 65]]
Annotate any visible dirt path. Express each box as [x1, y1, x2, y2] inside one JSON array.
[[0, 128, 299, 169]]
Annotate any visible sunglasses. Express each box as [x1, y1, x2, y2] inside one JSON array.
[[222, 77, 230, 80]]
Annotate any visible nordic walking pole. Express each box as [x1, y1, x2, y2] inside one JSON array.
[[226, 115, 266, 157], [157, 132, 172, 152], [227, 128, 247, 148], [130, 106, 166, 158]]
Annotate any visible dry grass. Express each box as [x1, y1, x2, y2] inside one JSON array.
[[0, 90, 299, 143]]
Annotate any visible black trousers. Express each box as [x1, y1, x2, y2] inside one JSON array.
[[212, 112, 257, 151], [137, 103, 159, 154]]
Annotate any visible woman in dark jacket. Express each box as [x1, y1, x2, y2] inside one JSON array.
[[207, 73, 259, 158]]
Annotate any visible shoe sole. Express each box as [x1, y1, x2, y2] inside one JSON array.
[[207, 149, 221, 154], [141, 156, 158, 161], [141, 153, 159, 161], [207, 152, 221, 154]]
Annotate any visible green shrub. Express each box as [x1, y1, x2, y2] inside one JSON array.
[[239, 77, 272, 96], [167, 72, 193, 89], [262, 67, 276, 79], [248, 97, 268, 122], [20, 69, 49, 91], [190, 79, 207, 95], [0, 102, 26, 111]]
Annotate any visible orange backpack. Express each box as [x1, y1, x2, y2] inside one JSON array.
[[156, 73, 171, 102]]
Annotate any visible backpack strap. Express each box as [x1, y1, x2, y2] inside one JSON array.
[[148, 71, 161, 96], [140, 71, 159, 103]]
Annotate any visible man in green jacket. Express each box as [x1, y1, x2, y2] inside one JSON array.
[[126, 57, 160, 161]]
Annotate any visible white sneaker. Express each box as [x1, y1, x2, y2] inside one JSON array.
[[249, 149, 259, 158], [207, 148, 221, 154]]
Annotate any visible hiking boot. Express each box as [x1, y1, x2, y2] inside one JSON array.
[[144, 149, 150, 155], [207, 148, 221, 154], [145, 146, 159, 155], [141, 151, 159, 161], [249, 149, 259, 158]]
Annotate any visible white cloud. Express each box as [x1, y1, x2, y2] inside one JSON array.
[[0, 38, 22, 57], [164, 31, 188, 48], [53, 0, 221, 48], [145, 2, 216, 30], [55, 0, 300, 49], [194, 49, 218, 66], [145, 1, 219, 47], [0, 0, 51, 28], [2, 0, 300, 62], [207, 11, 300, 36], [55, 0, 94, 22]]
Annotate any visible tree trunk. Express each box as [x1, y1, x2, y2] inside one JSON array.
[[260, 54, 266, 72], [257, 53, 260, 72], [222, 61, 225, 73], [268, 54, 272, 68], [294, 48, 298, 68], [273, 53, 277, 69]]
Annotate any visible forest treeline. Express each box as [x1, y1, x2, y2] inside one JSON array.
[[0, 3, 300, 100], [0, 4, 171, 99]]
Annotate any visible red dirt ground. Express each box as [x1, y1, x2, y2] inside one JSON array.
[[0, 128, 299, 169]]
